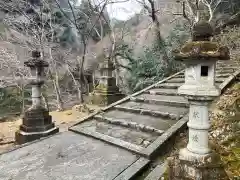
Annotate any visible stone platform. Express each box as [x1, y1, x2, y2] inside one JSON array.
[[0, 131, 149, 180]]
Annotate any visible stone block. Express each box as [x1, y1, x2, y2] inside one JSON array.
[[90, 91, 124, 106], [15, 127, 59, 145], [15, 107, 59, 144], [167, 150, 229, 180]]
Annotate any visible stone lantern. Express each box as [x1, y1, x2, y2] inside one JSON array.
[[168, 21, 230, 180], [15, 50, 59, 144], [90, 51, 124, 106]]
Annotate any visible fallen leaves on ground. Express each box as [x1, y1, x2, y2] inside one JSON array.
[[210, 83, 240, 179]]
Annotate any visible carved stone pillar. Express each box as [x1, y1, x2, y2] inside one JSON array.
[[168, 21, 230, 180], [15, 51, 59, 144]]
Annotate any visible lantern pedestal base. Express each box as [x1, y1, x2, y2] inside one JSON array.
[[15, 107, 59, 144], [167, 148, 229, 180], [89, 83, 124, 106], [90, 91, 124, 106], [15, 127, 59, 145]]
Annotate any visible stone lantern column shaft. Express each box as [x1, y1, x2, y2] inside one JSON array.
[[187, 101, 210, 155], [31, 84, 41, 107]]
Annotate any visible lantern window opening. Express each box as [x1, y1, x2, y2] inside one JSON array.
[[201, 66, 209, 77]]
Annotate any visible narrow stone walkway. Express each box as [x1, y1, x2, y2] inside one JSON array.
[[0, 60, 239, 180]]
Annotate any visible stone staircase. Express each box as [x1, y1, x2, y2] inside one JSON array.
[[70, 60, 239, 161]]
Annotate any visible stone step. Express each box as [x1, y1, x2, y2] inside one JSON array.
[[114, 101, 188, 120], [216, 63, 239, 68], [94, 114, 165, 135], [166, 78, 184, 83], [144, 162, 167, 180], [155, 83, 183, 89], [217, 60, 238, 64], [149, 88, 178, 96], [215, 73, 232, 78], [70, 118, 159, 152], [132, 94, 189, 108], [102, 110, 178, 131], [216, 69, 236, 74], [216, 64, 238, 69]]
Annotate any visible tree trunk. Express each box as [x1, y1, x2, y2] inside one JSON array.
[[49, 48, 64, 111]]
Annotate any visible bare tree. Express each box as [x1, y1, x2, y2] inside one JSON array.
[[135, 0, 169, 65], [0, 0, 134, 111], [177, 0, 235, 27], [1, 0, 65, 110]]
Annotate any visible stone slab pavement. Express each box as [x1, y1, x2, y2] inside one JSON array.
[[0, 131, 148, 180]]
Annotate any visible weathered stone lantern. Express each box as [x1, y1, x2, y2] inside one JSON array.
[[15, 50, 59, 144], [168, 21, 230, 180], [90, 51, 124, 106]]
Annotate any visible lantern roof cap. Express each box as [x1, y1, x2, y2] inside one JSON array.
[[173, 21, 230, 62], [24, 50, 49, 67]]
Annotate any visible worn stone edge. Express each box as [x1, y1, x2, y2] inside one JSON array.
[[144, 162, 167, 180], [94, 114, 164, 135], [142, 116, 188, 158], [68, 71, 184, 129], [70, 126, 148, 157], [131, 96, 189, 108], [219, 69, 240, 92], [0, 132, 63, 156], [113, 157, 150, 180]]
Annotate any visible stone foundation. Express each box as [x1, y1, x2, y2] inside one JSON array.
[[15, 107, 59, 144], [90, 91, 124, 106], [167, 149, 229, 180], [15, 127, 59, 145], [90, 83, 124, 106]]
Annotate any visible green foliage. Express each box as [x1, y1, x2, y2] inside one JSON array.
[[121, 24, 189, 92], [0, 87, 31, 116]]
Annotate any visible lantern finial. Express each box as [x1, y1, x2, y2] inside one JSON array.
[[192, 21, 213, 41], [32, 50, 41, 58]]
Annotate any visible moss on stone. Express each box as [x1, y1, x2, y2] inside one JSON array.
[[95, 84, 108, 91], [181, 41, 219, 53], [174, 40, 230, 61]]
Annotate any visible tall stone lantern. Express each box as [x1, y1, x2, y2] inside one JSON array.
[[90, 51, 124, 106], [15, 51, 59, 144], [168, 21, 230, 180]]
